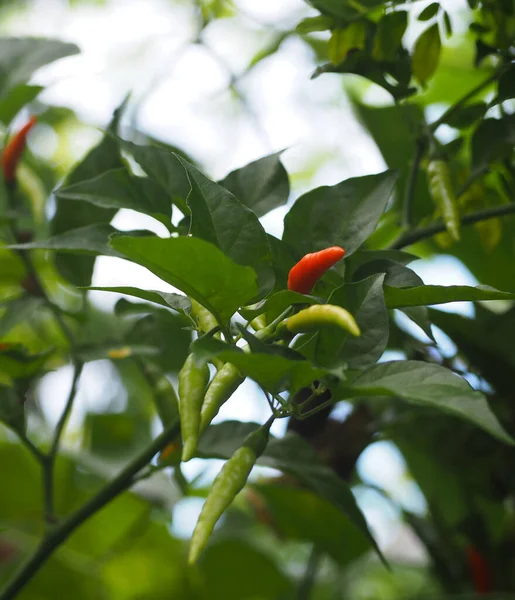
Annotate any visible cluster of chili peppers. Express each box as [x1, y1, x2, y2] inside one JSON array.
[[178, 246, 357, 562]]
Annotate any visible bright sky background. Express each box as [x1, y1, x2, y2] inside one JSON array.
[[3, 0, 478, 557]]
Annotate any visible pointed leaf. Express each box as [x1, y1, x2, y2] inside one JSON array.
[[384, 284, 515, 308], [412, 24, 441, 85], [86, 286, 191, 314], [346, 360, 514, 444], [219, 152, 290, 218], [283, 170, 397, 258], [110, 236, 258, 325]]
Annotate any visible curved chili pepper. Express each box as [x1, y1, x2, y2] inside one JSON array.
[[2, 116, 37, 185], [288, 246, 345, 294], [284, 304, 360, 336], [466, 545, 492, 595], [189, 418, 273, 564]]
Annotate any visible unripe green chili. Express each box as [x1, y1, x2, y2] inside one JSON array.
[[190, 298, 218, 334], [284, 304, 360, 336], [144, 364, 180, 426], [427, 159, 460, 242], [179, 354, 210, 462], [199, 362, 244, 434], [188, 417, 273, 564]]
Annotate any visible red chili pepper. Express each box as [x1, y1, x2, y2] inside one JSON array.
[[287, 246, 345, 294], [466, 545, 492, 595], [2, 116, 37, 184]]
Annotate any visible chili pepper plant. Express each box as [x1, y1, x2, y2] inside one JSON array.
[[1, 1, 515, 597]]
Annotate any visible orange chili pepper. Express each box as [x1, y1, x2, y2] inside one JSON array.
[[287, 246, 345, 294], [2, 116, 37, 185]]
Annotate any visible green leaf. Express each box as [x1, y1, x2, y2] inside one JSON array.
[[328, 22, 367, 65], [372, 11, 408, 61], [219, 152, 290, 218], [201, 539, 293, 599], [120, 140, 191, 214], [0, 84, 42, 126], [305, 0, 360, 19], [9, 224, 125, 257], [399, 305, 435, 341], [256, 484, 370, 566], [0, 38, 79, 98], [442, 102, 486, 129], [52, 97, 127, 286], [384, 284, 515, 308], [197, 421, 384, 563], [191, 336, 324, 394], [87, 286, 191, 315], [296, 15, 334, 34], [316, 274, 388, 369], [412, 24, 441, 85], [0, 297, 43, 337], [0, 385, 24, 433], [179, 157, 272, 273], [442, 10, 453, 38], [417, 2, 439, 21], [0, 344, 52, 379], [471, 115, 515, 171], [110, 236, 258, 325], [346, 360, 514, 444], [283, 170, 397, 259], [346, 249, 418, 281], [56, 169, 173, 228], [497, 64, 515, 103]]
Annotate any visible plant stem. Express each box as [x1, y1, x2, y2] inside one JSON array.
[[402, 137, 425, 228], [0, 419, 181, 600], [42, 361, 84, 524], [298, 546, 322, 600], [390, 203, 515, 249], [429, 71, 499, 132]]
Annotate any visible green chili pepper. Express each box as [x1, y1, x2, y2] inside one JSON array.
[[144, 364, 180, 426], [284, 304, 360, 336], [199, 362, 244, 434], [427, 159, 460, 242], [189, 418, 273, 564], [190, 298, 218, 334], [179, 354, 210, 462]]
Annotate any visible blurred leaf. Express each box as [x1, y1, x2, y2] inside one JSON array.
[[305, 0, 360, 19], [442, 102, 487, 129], [296, 15, 334, 34], [56, 169, 173, 229], [0, 38, 79, 99], [0, 344, 51, 379], [0, 384, 24, 432], [417, 2, 439, 20], [52, 97, 127, 286], [471, 115, 515, 171], [412, 24, 441, 85], [110, 236, 258, 325], [373, 11, 408, 61], [443, 10, 453, 38], [84, 412, 152, 459], [200, 538, 292, 599], [384, 284, 515, 308], [0, 297, 43, 337], [0, 84, 42, 126], [497, 64, 515, 103], [256, 484, 370, 566], [282, 170, 397, 258], [328, 22, 367, 65], [248, 32, 290, 69], [219, 152, 290, 219], [345, 360, 514, 444]]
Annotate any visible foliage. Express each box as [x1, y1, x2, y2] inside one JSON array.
[[0, 0, 515, 598]]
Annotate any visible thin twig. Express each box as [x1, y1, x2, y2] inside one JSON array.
[[402, 137, 425, 229], [0, 419, 181, 600], [390, 202, 515, 249], [298, 546, 322, 600]]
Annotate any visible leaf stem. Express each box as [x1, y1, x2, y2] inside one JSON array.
[[0, 419, 181, 600], [390, 202, 515, 249]]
